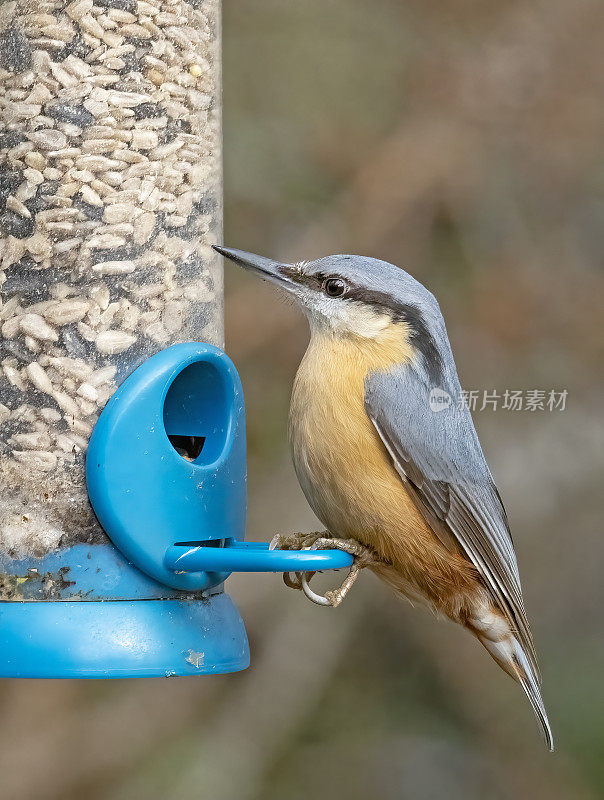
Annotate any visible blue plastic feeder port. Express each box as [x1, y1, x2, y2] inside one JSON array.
[[87, 343, 248, 593], [0, 343, 352, 679]]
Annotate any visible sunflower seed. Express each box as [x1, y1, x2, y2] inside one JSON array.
[[95, 329, 136, 353], [13, 450, 57, 471], [19, 314, 59, 341], [25, 362, 54, 394]]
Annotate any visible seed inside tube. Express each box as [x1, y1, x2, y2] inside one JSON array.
[[0, 0, 222, 566]]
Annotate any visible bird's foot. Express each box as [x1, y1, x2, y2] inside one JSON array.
[[307, 536, 375, 565], [269, 531, 326, 552], [269, 531, 326, 591], [271, 532, 376, 608]]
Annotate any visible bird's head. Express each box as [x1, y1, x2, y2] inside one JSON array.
[[214, 246, 450, 383]]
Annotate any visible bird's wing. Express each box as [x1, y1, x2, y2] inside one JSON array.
[[365, 366, 539, 681]]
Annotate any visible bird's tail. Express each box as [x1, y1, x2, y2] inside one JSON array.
[[477, 631, 554, 751]]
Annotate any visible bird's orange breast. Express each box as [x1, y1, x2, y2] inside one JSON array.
[[289, 328, 423, 553], [289, 328, 479, 608]]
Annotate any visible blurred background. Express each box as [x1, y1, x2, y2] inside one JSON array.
[[1, 0, 603, 797]]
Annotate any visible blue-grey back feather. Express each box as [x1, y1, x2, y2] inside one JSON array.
[[351, 257, 539, 679]]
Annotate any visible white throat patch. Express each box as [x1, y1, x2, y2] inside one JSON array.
[[303, 293, 392, 339]]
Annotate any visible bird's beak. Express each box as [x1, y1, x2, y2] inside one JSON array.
[[212, 245, 291, 288]]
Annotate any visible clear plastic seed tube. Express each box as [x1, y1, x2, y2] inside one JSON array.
[[0, 0, 222, 592]]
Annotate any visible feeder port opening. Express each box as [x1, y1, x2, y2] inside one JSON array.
[[163, 359, 232, 466]]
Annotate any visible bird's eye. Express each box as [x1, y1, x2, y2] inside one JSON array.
[[324, 278, 346, 297]]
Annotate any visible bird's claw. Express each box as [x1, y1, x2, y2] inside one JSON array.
[[270, 532, 324, 592], [272, 533, 376, 608], [269, 531, 325, 552]]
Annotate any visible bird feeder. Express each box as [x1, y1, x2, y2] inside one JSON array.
[[0, 0, 350, 677]]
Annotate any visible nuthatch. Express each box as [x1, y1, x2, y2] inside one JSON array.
[[214, 246, 553, 750]]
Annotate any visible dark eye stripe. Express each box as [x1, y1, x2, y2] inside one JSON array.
[[279, 265, 325, 289], [277, 265, 443, 384]]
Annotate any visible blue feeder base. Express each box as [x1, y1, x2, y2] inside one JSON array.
[[0, 593, 249, 679]]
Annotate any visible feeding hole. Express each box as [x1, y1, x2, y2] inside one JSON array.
[[163, 359, 231, 465], [167, 434, 206, 462]]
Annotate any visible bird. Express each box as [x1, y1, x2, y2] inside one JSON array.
[[213, 245, 553, 750]]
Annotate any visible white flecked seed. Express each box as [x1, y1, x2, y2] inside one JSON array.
[[104, 57, 125, 70], [3, 365, 25, 391], [24, 336, 41, 353], [120, 23, 150, 37], [77, 382, 99, 402], [71, 432, 90, 450], [95, 330, 137, 354], [41, 23, 76, 43], [96, 386, 115, 407], [81, 139, 116, 155], [49, 357, 92, 381], [91, 260, 136, 275], [77, 397, 97, 417], [87, 234, 127, 250], [99, 302, 119, 328], [102, 31, 124, 48], [13, 431, 52, 450], [107, 9, 136, 23], [0, 296, 20, 321], [56, 434, 76, 453], [2, 316, 21, 339], [6, 196, 31, 218], [102, 227, 134, 242], [19, 314, 59, 342], [27, 301, 53, 314], [120, 303, 141, 330], [107, 90, 152, 107], [90, 284, 110, 310], [79, 184, 104, 207], [44, 300, 90, 326], [83, 98, 107, 117], [24, 150, 47, 169], [130, 211, 155, 244], [23, 167, 45, 186], [77, 322, 96, 342], [66, 0, 93, 19], [90, 179, 114, 197], [80, 13, 104, 38], [103, 203, 133, 224], [40, 408, 62, 423], [28, 129, 68, 151], [86, 305, 102, 328], [9, 103, 41, 121], [50, 63, 78, 89], [26, 363, 54, 394], [88, 365, 117, 388], [15, 182, 38, 203], [66, 416, 92, 435], [50, 283, 75, 301], [13, 451, 57, 471], [163, 301, 186, 333], [10, 405, 36, 424], [131, 129, 158, 149], [53, 238, 83, 254], [53, 390, 80, 416]]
